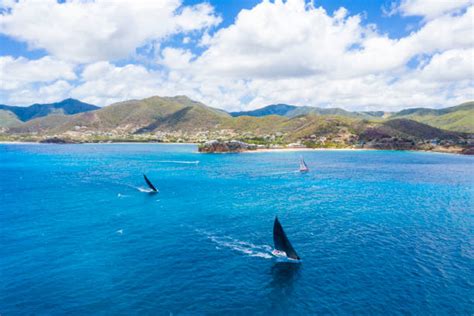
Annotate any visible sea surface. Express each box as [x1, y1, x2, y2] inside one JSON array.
[[1, 144, 473, 315]]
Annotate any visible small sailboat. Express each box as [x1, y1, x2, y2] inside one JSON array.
[[272, 216, 300, 261], [143, 174, 158, 193], [299, 157, 309, 172]]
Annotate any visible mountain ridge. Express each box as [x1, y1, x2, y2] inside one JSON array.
[[230, 101, 474, 132], [0, 98, 99, 123]]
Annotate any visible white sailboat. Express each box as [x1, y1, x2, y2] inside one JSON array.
[[299, 157, 309, 172]]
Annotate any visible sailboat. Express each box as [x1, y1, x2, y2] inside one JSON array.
[[272, 216, 300, 260], [299, 157, 309, 172], [143, 174, 158, 193]]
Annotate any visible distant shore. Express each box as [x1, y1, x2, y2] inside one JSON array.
[[0, 141, 196, 145], [245, 147, 370, 153], [0, 140, 471, 156]]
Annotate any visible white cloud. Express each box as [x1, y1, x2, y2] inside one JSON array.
[[387, 0, 473, 20], [70, 62, 164, 106], [0, 55, 75, 90], [158, 48, 194, 70], [193, 1, 367, 79], [0, 0, 221, 63], [419, 48, 474, 82], [157, 0, 473, 110], [7, 80, 73, 105], [190, 0, 474, 80], [0, 0, 472, 111]]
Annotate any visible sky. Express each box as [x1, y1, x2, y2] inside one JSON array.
[[0, 0, 472, 111]]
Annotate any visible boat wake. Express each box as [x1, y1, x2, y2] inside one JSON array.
[[137, 187, 156, 193], [156, 160, 200, 165], [272, 250, 302, 263], [267, 170, 300, 176], [196, 229, 273, 259]]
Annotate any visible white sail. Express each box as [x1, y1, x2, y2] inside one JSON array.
[[299, 158, 308, 172]]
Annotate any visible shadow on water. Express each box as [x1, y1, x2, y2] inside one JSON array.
[[267, 262, 301, 313]]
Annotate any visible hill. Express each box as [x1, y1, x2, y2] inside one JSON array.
[[0, 110, 22, 129], [2, 95, 472, 154], [361, 119, 465, 141], [230, 103, 373, 119], [229, 101, 474, 133], [230, 104, 297, 117], [9, 95, 231, 136], [0, 98, 99, 122], [390, 101, 474, 133]]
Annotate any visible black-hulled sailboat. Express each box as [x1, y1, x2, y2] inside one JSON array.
[[272, 216, 300, 260], [299, 157, 309, 172], [143, 174, 158, 193]]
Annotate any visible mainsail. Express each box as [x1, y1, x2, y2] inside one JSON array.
[[273, 216, 300, 260], [143, 174, 158, 192], [299, 157, 309, 172]]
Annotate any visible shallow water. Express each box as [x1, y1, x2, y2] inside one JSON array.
[[0, 144, 473, 314]]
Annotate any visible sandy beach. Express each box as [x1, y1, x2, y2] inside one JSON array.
[[244, 147, 371, 153]]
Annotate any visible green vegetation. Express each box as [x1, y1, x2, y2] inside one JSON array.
[[1, 95, 472, 154], [390, 101, 474, 133], [0, 110, 22, 128], [303, 140, 347, 149]]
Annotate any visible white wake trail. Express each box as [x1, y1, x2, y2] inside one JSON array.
[[196, 229, 273, 259]]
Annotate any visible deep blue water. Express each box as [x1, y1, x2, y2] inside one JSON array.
[[1, 144, 473, 315]]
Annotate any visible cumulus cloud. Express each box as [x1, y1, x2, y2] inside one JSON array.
[[0, 55, 76, 105], [386, 0, 473, 20], [0, 0, 472, 111], [4, 80, 73, 105], [190, 0, 474, 80], [71, 62, 164, 106], [0, 56, 76, 90], [0, 0, 221, 63], [419, 48, 474, 82], [158, 48, 194, 70], [157, 0, 474, 110]]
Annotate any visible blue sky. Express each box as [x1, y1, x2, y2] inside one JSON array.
[[0, 0, 472, 110]]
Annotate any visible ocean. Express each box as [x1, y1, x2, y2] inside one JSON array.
[[1, 143, 473, 314]]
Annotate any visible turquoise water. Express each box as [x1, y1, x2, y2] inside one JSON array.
[[1, 144, 473, 314]]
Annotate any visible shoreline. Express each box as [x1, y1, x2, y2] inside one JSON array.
[[0, 141, 196, 145], [246, 147, 471, 156], [244, 147, 371, 153], [0, 141, 470, 156]]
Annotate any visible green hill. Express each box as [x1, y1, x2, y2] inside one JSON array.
[[361, 119, 466, 141], [4, 96, 472, 154], [230, 103, 383, 119], [10, 95, 231, 135], [229, 101, 473, 133], [0, 110, 22, 128], [390, 101, 474, 133]]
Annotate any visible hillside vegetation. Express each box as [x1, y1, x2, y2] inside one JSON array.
[[1, 95, 472, 154], [390, 101, 474, 133], [0, 110, 22, 128], [230, 101, 474, 133]]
